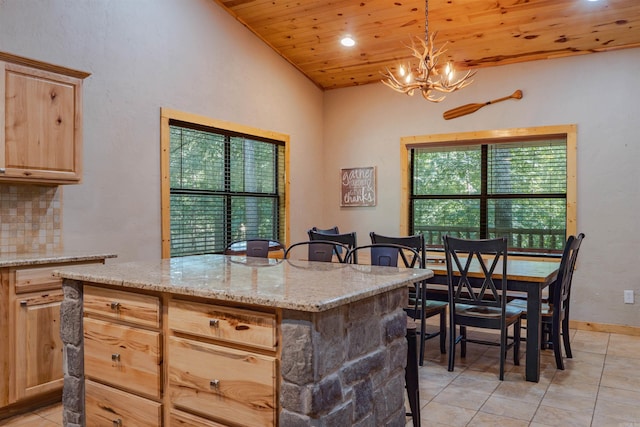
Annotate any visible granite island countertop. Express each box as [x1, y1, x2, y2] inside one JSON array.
[[0, 250, 117, 268], [54, 254, 433, 312]]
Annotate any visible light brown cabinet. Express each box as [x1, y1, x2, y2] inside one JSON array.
[[14, 289, 65, 402], [0, 258, 111, 419], [83, 286, 163, 426], [81, 286, 280, 427], [0, 52, 90, 184], [167, 300, 278, 427]]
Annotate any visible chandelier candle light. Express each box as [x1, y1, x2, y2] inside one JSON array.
[[381, 0, 476, 102]]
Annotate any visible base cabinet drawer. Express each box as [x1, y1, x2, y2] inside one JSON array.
[[85, 380, 161, 427], [168, 299, 276, 351], [84, 285, 160, 328], [168, 336, 276, 427], [170, 409, 229, 426], [84, 317, 161, 398], [14, 266, 60, 294]]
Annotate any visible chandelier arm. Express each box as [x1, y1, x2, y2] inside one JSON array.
[[424, 93, 446, 103], [380, 69, 403, 87], [381, 74, 424, 94], [435, 70, 477, 92], [381, 68, 419, 90]]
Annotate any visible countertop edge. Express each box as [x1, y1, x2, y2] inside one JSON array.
[[0, 253, 118, 268]]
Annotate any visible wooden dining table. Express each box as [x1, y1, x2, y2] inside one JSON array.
[[425, 258, 560, 382]]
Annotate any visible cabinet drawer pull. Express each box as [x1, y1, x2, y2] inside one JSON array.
[[112, 419, 122, 427], [110, 302, 121, 311], [209, 319, 219, 327], [111, 353, 120, 369], [209, 379, 220, 388], [20, 300, 27, 307], [0, 168, 4, 174]]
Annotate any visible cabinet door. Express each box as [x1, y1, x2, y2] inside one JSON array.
[[14, 290, 64, 401], [1, 61, 82, 183]]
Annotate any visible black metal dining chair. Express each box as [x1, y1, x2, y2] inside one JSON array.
[[308, 229, 358, 263], [223, 238, 285, 258], [443, 235, 522, 380], [345, 243, 420, 267], [284, 240, 351, 263], [310, 225, 340, 235], [509, 233, 585, 370], [370, 232, 447, 364]]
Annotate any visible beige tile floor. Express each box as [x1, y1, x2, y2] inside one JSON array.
[[1, 329, 639, 426], [0, 403, 61, 426], [409, 328, 640, 426]]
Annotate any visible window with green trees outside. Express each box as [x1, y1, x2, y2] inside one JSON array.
[[160, 109, 287, 258], [403, 126, 576, 256]]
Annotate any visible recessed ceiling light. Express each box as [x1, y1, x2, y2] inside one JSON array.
[[340, 36, 356, 47]]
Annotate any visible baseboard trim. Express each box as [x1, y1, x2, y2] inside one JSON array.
[[570, 320, 640, 336]]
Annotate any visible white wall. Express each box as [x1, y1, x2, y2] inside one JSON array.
[[323, 48, 640, 327], [0, 0, 325, 260]]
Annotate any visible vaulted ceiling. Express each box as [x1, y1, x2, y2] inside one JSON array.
[[215, 0, 640, 90]]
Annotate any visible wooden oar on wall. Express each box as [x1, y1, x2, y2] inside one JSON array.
[[443, 90, 523, 120]]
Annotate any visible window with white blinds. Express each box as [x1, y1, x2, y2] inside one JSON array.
[[169, 121, 285, 257], [410, 138, 567, 254]]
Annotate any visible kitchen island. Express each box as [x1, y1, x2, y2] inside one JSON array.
[[55, 254, 433, 426]]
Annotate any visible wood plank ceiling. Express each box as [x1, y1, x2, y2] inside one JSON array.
[[215, 0, 640, 90]]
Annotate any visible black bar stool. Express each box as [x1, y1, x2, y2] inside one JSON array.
[[406, 317, 421, 427]]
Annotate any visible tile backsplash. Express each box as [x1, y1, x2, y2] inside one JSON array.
[[0, 185, 62, 254]]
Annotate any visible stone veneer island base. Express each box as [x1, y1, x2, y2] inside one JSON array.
[[56, 255, 432, 426]]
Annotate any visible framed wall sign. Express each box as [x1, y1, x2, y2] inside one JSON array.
[[340, 166, 376, 207]]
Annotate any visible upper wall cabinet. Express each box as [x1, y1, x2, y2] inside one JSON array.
[[0, 52, 90, 185]]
